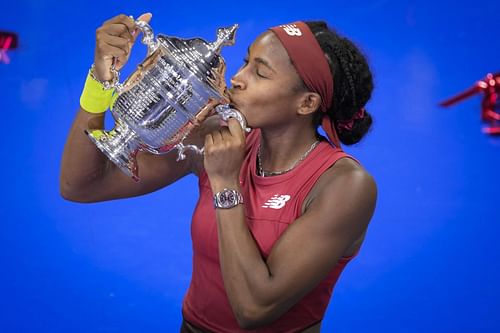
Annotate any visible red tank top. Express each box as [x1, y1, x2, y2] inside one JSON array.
[[182, 129, 358, 332]]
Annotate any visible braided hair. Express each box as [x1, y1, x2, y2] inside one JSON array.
[[305, 21, 374, 145]]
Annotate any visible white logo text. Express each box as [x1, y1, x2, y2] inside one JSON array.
[[262, 194, 291, 209], [281, 24, 302, 36]]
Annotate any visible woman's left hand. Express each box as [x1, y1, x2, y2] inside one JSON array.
[[204, 118, 246, 190]]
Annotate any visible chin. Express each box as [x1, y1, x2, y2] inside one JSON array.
[[230, 104, 244, 115]]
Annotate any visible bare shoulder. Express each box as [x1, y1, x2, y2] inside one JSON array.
[[304, 157, 377, 242], [337, 158, 375, 189], [308, 157, 377, 206]]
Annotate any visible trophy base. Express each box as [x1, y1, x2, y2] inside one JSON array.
[[85, 121, 141, 182]]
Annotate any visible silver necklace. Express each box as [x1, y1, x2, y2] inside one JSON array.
[[257, 140, 320, 177]]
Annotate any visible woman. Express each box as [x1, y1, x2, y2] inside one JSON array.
[[60, 13, 377, 333]]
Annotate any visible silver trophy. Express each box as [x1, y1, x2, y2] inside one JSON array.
[[86, 20, 250, 181]]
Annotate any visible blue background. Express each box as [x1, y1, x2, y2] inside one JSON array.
[[1, 0, 499, 332]]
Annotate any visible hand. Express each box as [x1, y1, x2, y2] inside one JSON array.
[[204, 118, 246, 190], [93, 13, 152, 82]]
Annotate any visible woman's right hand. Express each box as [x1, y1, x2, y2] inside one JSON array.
[[93, 13, 152, 82]]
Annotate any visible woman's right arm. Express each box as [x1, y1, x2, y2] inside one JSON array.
[[60, 14, 207, 203], [60, 108, 200, 203]]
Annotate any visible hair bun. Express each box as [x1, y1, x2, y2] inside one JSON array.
[[337, 109, 373, 145]]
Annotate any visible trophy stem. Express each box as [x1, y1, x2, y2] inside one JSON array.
[[85, 121, 141, 181]]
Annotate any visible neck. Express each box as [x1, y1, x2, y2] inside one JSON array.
[[258, 124, 319, 174]]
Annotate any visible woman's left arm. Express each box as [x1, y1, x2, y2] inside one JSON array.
[[204, 119, 377, 330]]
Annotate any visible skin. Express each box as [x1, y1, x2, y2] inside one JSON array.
[[60, 14, 377, 332], [204, 31, 376, 330], [60, 14, 210, 202]]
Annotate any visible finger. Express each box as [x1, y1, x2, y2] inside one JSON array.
[[131, 13, 153, 42], [136, 12, 152, 24], [204, 133, 214, 150], [227, 118, 245, 141], [104, 23, 134, 40], [99, 35, 130, 53], [103, 14, 135, 34], [96, 26, 133, 53], [219, 126, 232, 141], [98, 42, 128, 59], [210, 129, 223, 145], [114, 54, 128, 70]]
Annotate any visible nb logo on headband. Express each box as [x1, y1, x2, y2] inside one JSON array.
[[281, 24, 302, 36]]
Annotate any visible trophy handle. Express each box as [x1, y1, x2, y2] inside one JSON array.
[[172, 104, 250, 161], [134, 20, 159, 56], [111, 20, 159, 92], [175, 142, 204, 161], [215, 104, 251, 133]]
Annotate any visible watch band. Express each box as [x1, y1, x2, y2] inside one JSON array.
[[213, 188, 244, 209]]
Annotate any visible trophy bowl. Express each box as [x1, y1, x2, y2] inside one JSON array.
[[86, 20, 250, 181]]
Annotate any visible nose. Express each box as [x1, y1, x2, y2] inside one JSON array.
[[230, 69, 247, 91]]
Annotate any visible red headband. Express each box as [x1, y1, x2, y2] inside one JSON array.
[[270, 21, 340, 147]]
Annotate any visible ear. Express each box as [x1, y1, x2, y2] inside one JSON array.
[[297, 92, 322, 116]]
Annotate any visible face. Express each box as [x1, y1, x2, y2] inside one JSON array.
[[228, 31, 306, 129]]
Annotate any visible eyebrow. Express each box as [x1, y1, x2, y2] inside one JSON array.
[[247, 46, 277, 73]]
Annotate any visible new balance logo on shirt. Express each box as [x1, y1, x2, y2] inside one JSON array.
[[262, 194, 291, 209]]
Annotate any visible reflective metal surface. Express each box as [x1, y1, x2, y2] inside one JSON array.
[[86, 21, 248, 181]]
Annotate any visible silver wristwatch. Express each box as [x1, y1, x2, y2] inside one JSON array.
[[213, 188, 244, 209]]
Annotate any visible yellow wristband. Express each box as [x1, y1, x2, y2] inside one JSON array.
[[79, 70, 115, 114]]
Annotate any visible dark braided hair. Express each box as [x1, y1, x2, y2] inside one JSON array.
[[305, 21, 374, 145]]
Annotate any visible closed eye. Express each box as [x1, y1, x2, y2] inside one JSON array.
[[242, 57, 269, 79]]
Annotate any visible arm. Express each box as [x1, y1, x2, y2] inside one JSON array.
[[204, 120, 377, 329], [60, 14, 214, 202], [60, 107, 196, 202]]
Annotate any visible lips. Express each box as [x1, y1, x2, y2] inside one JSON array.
[[227, 91, 240, 111]]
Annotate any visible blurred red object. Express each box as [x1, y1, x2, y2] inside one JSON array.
[[0, 31, 18, 64], [440, 73, 500, 135]]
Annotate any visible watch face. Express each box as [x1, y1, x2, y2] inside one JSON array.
[[216, 189, 240, 208], [220, 190, 235, 207]]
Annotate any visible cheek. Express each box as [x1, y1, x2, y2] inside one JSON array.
[[254, 82, 296, 106], [244, 89, 297, 123], [262, 86, 298, 111]]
